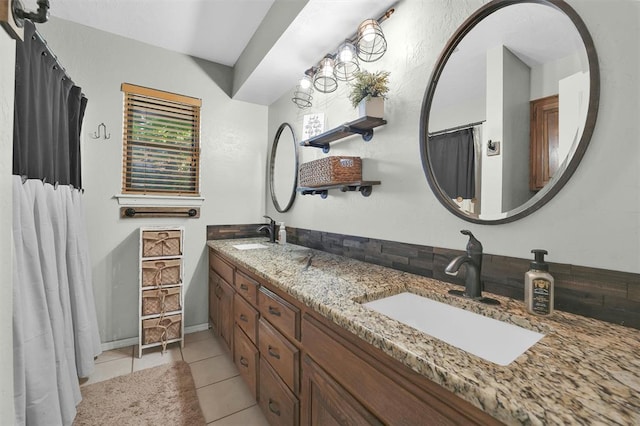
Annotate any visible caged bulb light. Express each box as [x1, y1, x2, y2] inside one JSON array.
[[334, 40, 359, 82]]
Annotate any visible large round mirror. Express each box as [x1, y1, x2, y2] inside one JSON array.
[[269, 123, 298, 213], [420, 0, 599, 224]]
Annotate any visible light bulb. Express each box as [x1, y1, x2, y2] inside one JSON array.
[[339, 46, 353, 62], [362, 25, 376, 42], [300, 77, 311, 89]]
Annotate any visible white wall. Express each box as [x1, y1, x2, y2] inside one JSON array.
[[266, 0, 640, 274], [0, 26, 15, 424], [38, 18, 268, 343]]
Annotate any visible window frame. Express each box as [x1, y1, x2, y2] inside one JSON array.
[[121, 83, 202, 197]]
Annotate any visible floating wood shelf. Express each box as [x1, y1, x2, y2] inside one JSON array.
[[300, 116, 387, 153], [297, 181, 381, 198]]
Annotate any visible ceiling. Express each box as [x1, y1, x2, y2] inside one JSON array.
[[42, 0, 398, 105]]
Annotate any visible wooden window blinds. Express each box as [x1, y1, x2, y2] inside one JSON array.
[[121, 83, 201, 195]]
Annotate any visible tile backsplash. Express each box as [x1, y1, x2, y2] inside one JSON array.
[[207, 225, 640, 329]]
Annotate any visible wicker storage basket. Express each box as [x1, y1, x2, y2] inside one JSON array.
[[142, 314, 182, 345], [299, 156, 362, 188], [142, 259, 181, 287], [142, 287, 181, 316], [142, 230, 182, 257]]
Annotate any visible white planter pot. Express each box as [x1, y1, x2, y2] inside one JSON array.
[[358, 97, 384, 118]]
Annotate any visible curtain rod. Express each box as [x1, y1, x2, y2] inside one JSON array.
[[428, 120, 485, 137], [31, 23, 75, 85]]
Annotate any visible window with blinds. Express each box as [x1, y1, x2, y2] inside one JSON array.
[[121, 83, 201, 196]]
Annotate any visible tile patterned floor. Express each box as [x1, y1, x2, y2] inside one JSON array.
[[85, 329, 268, 425]]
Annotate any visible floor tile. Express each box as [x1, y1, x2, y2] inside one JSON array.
[[182, 336, 226, 363], [209, 404, 269, 426], [189, 354, 239, 389], [94, 345, 134, 364], [80, 357, 132, 386], [132, 344, 183, 372], [197, 376, 256, 423], [185, 328, 216, 344]]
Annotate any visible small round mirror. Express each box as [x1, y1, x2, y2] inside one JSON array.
[[269, 123, 298, 213], [420, 0, 599, 224]]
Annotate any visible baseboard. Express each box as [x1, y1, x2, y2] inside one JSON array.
[[100, 323, 210, 352], [101, 337, 138, 352], [184, 322, 210, 334]]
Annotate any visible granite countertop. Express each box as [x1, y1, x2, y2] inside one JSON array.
[[207, 238, 640, 425]]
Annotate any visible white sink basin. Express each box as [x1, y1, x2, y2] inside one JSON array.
[[232, 243, 269, 250], [363, 292, 544, 366]]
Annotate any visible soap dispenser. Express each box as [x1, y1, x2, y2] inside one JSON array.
[[524, 249, 554, 316], [278, 222, 287, 244]]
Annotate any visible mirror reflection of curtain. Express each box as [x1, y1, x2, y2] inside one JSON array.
[[429, 128, 476, 200], [12, 20, 100, 425]]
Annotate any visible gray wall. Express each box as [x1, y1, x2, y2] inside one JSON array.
[[501, 47, 532, 212], [0, 27, 15, 423], [38, 18, 268, 344], [266, 0, 640, 275]]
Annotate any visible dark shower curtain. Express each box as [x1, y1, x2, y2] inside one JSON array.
[[429, 128, 475, 199], [13, 20, 86, 187], [12, 20, 100, 426]]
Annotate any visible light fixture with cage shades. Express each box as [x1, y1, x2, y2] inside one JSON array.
[[290, 7, 395, 108]]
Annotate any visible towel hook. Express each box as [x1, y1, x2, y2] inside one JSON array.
[[91, 123, 110, 140]]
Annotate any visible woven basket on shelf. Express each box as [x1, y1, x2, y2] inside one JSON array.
[[141, 259, 181, 287], [142, 287, 181, 316], [142, 314, 182, 345], [299, 156, 362, 188], [142, 230, 182, 257]]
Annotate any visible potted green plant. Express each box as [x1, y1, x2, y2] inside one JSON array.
[[348, 70, 390, 118]]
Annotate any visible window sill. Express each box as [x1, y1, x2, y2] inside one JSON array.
[[114, 194, 204, 207]]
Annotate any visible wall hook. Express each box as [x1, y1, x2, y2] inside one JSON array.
[[487, 139, 500, 156], [91, 123, 110, 139]]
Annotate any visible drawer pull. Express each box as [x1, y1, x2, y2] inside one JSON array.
[[239, 356, 249, 367], [239, 314, 248, 322], [268, 399, 281, 416], [240, 283, 249, 290], [267, 345, 281, 359], [268, 306, 281, 317]]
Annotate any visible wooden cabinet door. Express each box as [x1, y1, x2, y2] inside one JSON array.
[[208, 271, 219, 332], [530, 95, 559, 191], [301, 355, 382, 426], [218, 277, 234, 352]]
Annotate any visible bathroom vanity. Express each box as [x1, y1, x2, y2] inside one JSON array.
[[208, 239, 639, 425]]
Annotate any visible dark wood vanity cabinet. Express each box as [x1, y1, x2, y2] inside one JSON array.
[[209, 248, 501, 426], [208, 251, 234, 352]]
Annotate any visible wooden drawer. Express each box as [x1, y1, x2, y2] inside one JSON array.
[[234, 293, 259, 344], [259, 287, 300, 341], [259, 318, 299, 394], [259, 358, 299, 426], [235, 271, 259, 306], [234, 325, 258, 400], [209, 251, 234, 285]]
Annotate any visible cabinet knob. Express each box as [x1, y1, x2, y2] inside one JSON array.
[[239, 356, 249, 367], [239, 314, 248, 322], [240, 283, 249, 290]]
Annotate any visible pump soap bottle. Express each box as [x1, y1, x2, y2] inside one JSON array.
[[524, 249, 554, 316], [278, 222, 287, 244]]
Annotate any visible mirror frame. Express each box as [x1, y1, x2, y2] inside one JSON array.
[[269, 122, 299, 213], [419, 0, 599, 224]]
